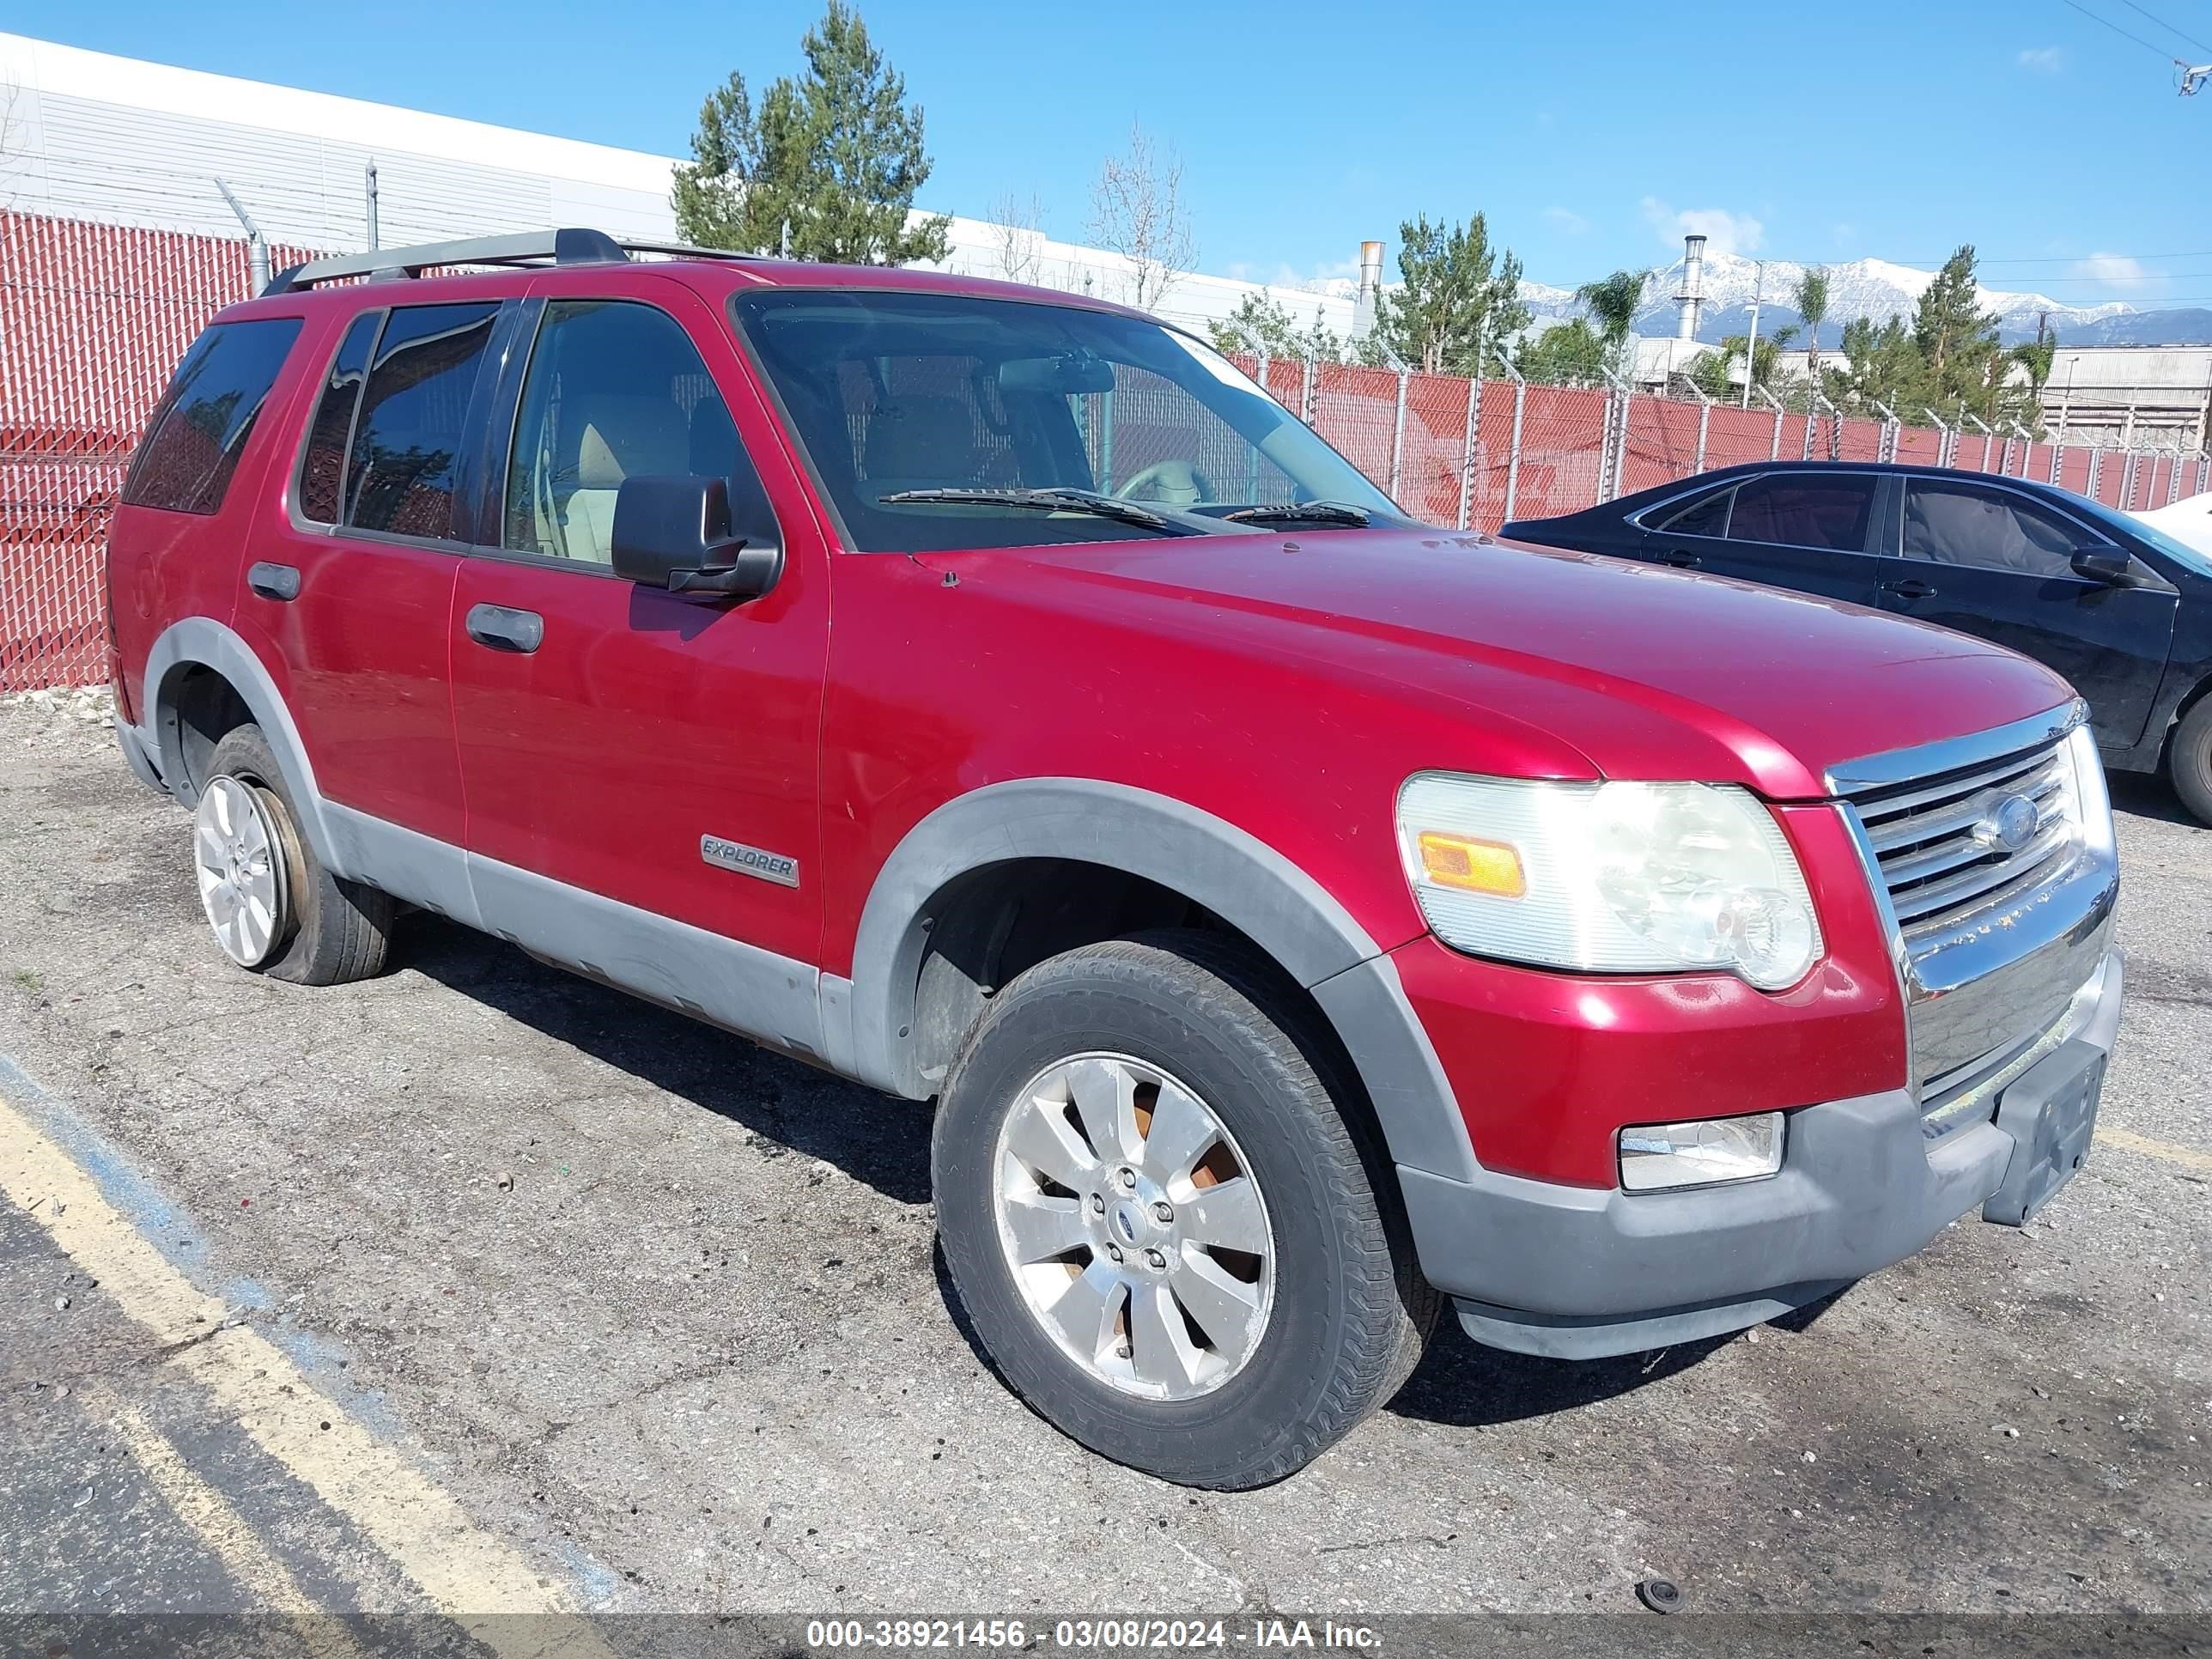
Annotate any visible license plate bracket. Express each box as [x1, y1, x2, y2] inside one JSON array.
[[1983, 1039, 2106, 1226]]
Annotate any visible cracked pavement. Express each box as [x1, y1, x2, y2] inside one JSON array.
[[0, 696, 2208, 1620]]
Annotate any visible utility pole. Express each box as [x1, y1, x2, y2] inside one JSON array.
[[1741, 259, 1765, 410], [365, 161, 380, 251], [2182, 62, 2209, 94]]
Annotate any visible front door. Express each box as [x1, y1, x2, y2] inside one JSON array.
[[1878, 476, 2179, 747], [447, 278, 831, 1041]]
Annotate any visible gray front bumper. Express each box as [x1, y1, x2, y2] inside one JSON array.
[[1399, 945, 2124, 1360]]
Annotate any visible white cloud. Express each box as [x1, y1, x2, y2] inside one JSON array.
[[2073, 252, 2162, 291], [2017, 46, 2063, 73], [1640, 197, 1765, 257], [1542, 205, 1590, 235]]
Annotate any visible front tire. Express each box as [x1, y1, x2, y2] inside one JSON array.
[[194, 725, 393, 986], [933, 931, 1435, 1488], [2169, 696, 2212, 828]]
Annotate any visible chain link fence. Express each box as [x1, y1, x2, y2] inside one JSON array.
[[4, 207, 2211, 691]]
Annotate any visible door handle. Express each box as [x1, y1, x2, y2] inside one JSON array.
[[1659, 548, 1700, 568], [247, 562, 301, 602], [465, 603, 544, 653], [1884, 579, 1936, 600]]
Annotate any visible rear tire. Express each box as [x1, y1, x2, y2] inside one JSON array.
[[2170, 697, 2212, 828], [932, 929, 1436, 1489], [197, 725, 393, 986]]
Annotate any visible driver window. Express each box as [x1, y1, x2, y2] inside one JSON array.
[[1904, 482, 2082, 579], [503, 300, 739, 565]]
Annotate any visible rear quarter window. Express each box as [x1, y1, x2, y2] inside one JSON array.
[[121, 318, 304, 514]]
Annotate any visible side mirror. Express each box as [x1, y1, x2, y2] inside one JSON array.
[[611, 475, 783, 601], [2069, 546, 2140, 586]]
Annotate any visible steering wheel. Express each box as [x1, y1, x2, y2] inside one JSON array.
[[1115, 459, 1214, 507]]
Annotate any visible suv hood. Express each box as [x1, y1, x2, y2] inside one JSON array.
[[982, 530, 2077, 800]]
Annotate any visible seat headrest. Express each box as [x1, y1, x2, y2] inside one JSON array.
[[861, 395, 978, 484], [575, 398, 690, 489]]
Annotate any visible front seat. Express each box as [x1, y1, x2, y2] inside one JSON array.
[[562, 397, 691, 563]]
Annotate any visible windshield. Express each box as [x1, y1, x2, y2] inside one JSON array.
[[732, 289, 1405, 552], [2051, 485, 2212, 580]]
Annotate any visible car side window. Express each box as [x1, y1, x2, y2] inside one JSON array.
[[296, 312, 383, 526], [1725, 475, 1876, 551], [1653, 485, 1732, 536], [1904, 482, 2083, 579], [502, 300, 740, 566], [121, 318, 304, 515], [346, 302, 501, 540]]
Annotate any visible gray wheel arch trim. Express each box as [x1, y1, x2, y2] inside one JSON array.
[[832, 777, 1480, 1182], [138, 616, 334, 850]]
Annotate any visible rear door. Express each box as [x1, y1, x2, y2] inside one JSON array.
[[1877, 476, 2178, 746], [1643, 470, 1886, 606], [244, 299, 509, 848]]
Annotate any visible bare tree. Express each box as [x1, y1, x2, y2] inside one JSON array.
[[988, 191, 1047, 287], [1085, 125, 1196, 312], [0, 78, 22, 211]]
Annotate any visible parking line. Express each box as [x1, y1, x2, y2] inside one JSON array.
[[2100, 1124, 2212, 1175], [0, 1085, 619, 1659], [90, 1386, 367, 1657]]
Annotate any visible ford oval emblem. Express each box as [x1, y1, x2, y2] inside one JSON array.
[[1973, 793, 2039, 854]]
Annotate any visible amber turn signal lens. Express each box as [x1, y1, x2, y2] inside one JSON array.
[[1415, 831, 1526, 898]]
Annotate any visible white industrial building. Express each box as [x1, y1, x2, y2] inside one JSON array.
[[0, 30, 1356, 341]]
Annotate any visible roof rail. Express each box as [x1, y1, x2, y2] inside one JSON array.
[[260, 228, 763, 296]]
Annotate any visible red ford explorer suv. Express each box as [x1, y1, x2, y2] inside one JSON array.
[[106, 230, 2123, 1488]]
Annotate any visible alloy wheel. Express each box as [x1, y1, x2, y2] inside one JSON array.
[[992, 1052, 1275, 1401], [192, 775, 289, 968]]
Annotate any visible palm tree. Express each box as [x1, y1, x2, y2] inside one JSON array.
[[1574, 269, 1648, 350], [1794, 268, 1831, 397]]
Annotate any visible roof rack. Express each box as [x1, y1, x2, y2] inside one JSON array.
[[260, 228, 763, 295]]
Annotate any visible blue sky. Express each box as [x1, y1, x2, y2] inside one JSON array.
[[28, 0, 2212, 304]]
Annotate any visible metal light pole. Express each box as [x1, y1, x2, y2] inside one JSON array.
[[1740, 259, 1765, 410], [365, 161, 380, 250]]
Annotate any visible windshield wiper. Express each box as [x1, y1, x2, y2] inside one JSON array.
[[877, 487, 1197, 536], [1222, 501, 1373, 527]]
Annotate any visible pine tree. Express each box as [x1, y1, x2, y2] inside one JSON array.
[[1368, 214, 1530, 376], [672, 2, 951, 265], [1911, 246, 2000, 416]]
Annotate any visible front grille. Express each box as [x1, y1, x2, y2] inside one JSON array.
[[1835, 714, 2115, 1137], [1853, 735, 2078, 946]]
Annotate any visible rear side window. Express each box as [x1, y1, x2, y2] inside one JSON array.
[[346, 302, 500, 540], [1653, 485, 1732, 536], [297, 312, 382, 525], [1726, 474, 1875, 551], [122, 318, 303, 514]]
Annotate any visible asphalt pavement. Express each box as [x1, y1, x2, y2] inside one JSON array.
[[0, 691, 2207, 1637]]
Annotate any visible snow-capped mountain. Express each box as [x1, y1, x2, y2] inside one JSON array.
[[1518, 251, 2187, 346]]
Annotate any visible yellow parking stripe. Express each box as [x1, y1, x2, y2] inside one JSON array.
[[91, 1387, 367, 1656], [0, 1090, 617, 1657], [2099, 1124, 2212, 1175]]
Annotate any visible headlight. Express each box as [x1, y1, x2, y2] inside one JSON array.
[[1396, 773, 1823, 990], [2065, 723, 2114, 860]]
